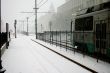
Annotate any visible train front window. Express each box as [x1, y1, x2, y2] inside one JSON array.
[[75, 16, 93, 31]]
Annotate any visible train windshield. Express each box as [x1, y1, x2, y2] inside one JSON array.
[[75, 16, 93, 31]]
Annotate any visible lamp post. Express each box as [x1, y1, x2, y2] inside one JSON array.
[[35, 0, 38, 39], [14, 20, 17, 38], [0, 0, 1, 33]]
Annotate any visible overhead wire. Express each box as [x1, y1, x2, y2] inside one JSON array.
[[38, 0, 48, 8], [37, 0, 44, 6]]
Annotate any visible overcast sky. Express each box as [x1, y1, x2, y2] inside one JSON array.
[[1, 0, 65, 30]]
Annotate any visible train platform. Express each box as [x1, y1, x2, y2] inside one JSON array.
[[1, 35, 92, 73], [30, 35, 110, 73]]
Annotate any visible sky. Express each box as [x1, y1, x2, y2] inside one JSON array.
[[1, 0, 65, 31]]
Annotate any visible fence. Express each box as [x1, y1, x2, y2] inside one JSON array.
[[37, 31, 110, 63], [0, 32, 7, 48]]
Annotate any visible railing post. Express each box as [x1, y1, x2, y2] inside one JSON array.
[[52, 31, 53, 44], [66, 31, 67, 51], [73, 32, 75, 54], [56, 31, 57, 47], [45, 32, 46, 42], [50, 31, 51, 44], [60, 31, 61, 49]]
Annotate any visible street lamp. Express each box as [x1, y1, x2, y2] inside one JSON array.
[[14, 20, 17, 38]]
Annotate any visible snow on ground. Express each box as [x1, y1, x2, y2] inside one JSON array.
[[30, 35, 110, 73], [1, 35, 91, 73]]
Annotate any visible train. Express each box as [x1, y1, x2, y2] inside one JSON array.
[[73, 1, 110, 57]]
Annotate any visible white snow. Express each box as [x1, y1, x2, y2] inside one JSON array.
[[30, 35, 110, 73], [1, 35, 91, 73]]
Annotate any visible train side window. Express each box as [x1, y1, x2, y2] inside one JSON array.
[[75, 16, 93, 31]]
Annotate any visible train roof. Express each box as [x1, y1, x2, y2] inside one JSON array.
[[75, 8, 110, 19]]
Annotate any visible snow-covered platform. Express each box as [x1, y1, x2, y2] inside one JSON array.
[[1, 36, 92, 73], [30, 36, 110, 73]]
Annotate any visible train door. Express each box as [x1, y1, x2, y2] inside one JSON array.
[[96, 20, 106, 54]]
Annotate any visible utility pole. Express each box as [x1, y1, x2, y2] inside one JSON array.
[[14, 20, 17, 38], [0, 0, 1, 33], [27, 17, 29, 36], [35, 0, 38, 39]]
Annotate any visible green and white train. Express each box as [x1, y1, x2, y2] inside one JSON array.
[[73, 1, 110, 57]]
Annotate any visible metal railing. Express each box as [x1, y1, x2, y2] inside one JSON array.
[[37, 31, 110, 63]]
